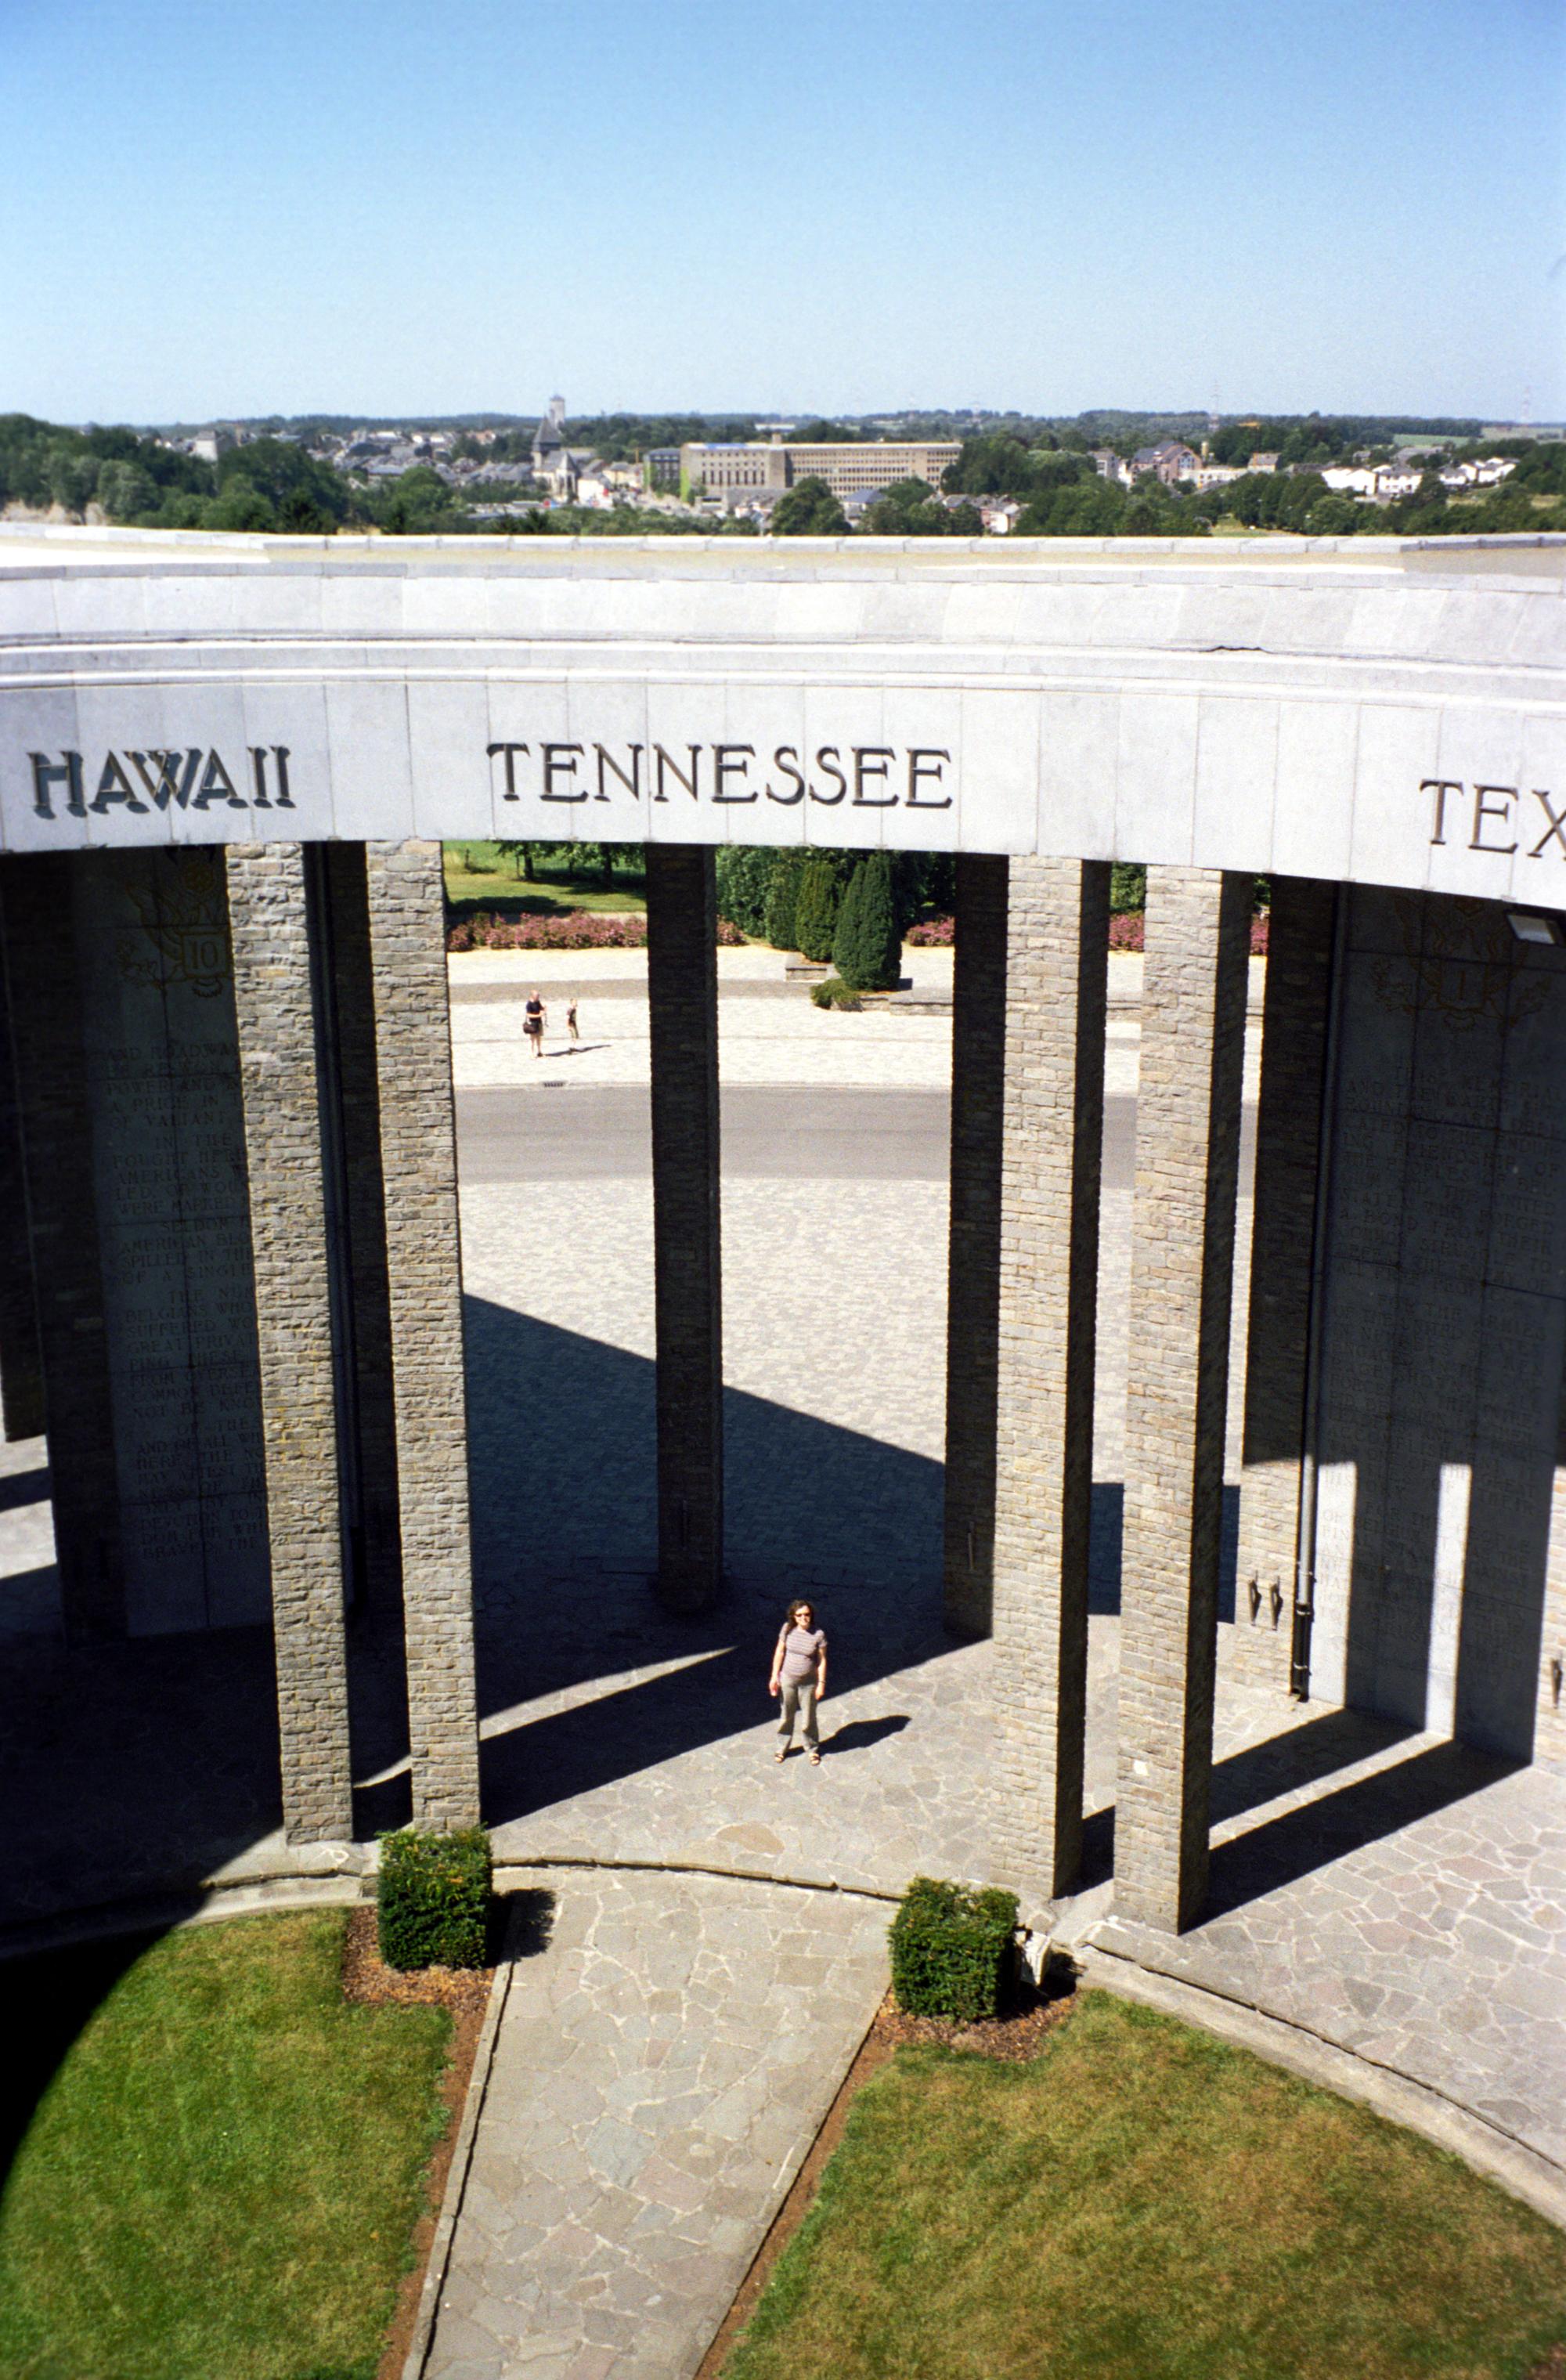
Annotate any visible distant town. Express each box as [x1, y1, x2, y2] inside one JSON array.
[[2, 399, 1561, 540]]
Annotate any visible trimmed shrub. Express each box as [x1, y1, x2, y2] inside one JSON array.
[[715, 845, 778, 937], [832, 852, 902, 991], [377, 1826, 493, 1970], [794, 854, 844, 962], [763, 849, 806, 950], [889, 1876, 1019, 2021], [810, 976, 861, 1009]]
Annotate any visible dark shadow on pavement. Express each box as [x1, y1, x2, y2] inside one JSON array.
[[1207, 1706, 1421, 1828], [0, 1467, 49, 1515], [821, 1714, 911, 1757], [1205, 1737, 1518, 1920], [466, 1298, 958, 1831]]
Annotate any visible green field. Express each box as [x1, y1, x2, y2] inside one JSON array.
[[723, 1991, 1566, 2380], [0, 1911, 453, 2380], [445, 840, 648, 915]]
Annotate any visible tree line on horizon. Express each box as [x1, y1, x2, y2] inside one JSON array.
[[2, 409, 1557, 543]]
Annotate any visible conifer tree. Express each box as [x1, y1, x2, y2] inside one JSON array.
[[833, 852, 902, 990], [763, 849, 806, 949], [793, 853, 843, 962]]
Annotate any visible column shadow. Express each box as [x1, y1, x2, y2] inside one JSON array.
[[463, 1298, 953, 1829], [1205, 1735, 1520, 1920]]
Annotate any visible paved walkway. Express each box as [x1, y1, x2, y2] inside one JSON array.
[[424, 1869, 887, 2380], [8, 942, 1566, 2375]]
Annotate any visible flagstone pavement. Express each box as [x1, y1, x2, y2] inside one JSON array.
[[5, 951, 1565, 2380]]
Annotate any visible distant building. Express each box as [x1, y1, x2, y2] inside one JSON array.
[[1191, 463, 1243, 492], [1131, 442, 1202, 485], [643, 448, 682, 492], [680, 439, 961, 504], [1248, 452, 1280, 475], [532, 396, 576, 497], [1091, 447, 1133, 486]]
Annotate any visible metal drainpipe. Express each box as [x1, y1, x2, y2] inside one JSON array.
[[1290, 885, 1349, 1699]]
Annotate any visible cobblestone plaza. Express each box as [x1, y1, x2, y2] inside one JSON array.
[[4, 529, 1566, 2375]]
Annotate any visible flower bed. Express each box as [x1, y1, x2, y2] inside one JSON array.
[[448, 911, 745, 951], [906, 916, 954, 945]]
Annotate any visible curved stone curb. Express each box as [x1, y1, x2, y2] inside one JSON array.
[[494, 1853, 900, 1905], [1077, 1944, 1566, 2232], [0, 1865, 369, 1965], [400, 1913, 517, 2380]]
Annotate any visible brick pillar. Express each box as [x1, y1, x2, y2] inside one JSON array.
[[0, 922, 43, 1443], [320, 845, 402, 1612], [227, 843, 354, 1844], [1232, 879, 1339, 1693], [365, 840, 482, 1829], [990, 858, 1111, 1902], [943, 855, 1009, 1635], [0, 854, 123, 1636], [646, 844, 723, 1613], [1117, 868, 1253, 1933]]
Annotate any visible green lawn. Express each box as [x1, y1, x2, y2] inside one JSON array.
[[723, 1991, 1566, 2380], [445, 840, 648, 915], [0, 1911, 453, 2380]]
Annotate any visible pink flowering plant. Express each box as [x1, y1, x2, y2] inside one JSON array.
[[449, 912, 745, 952]]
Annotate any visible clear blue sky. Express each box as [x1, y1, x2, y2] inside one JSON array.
[[2, 0, 1561, 426]]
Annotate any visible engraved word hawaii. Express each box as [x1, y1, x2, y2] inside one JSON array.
[[28, 748, 295, 819]]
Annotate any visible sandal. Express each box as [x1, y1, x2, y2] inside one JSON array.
[[808, 1749, 821, 1765], [774, 1746, 788, 1763]]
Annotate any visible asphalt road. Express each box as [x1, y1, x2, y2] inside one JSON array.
[[455, 1085, 1258, 1186]]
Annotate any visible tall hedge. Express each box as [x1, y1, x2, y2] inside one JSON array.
[[832, 852, 902, 991], [715, 846, 778, 938], [793, 854, 844, 962], [763, 849, 806, 949]]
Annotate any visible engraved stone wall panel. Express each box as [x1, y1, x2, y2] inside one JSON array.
[[0, 854, 123, 1634], [0, 936, 43, 1442], [70, 849, 270, 1634], [1312, 887, 1566, 1762]]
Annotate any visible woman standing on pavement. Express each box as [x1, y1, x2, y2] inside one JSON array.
[[770, 1598, 827, 1765], [524, 988, 547, 1058]]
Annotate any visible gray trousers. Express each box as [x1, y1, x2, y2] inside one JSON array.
[[777, 1679, 819, 1747]]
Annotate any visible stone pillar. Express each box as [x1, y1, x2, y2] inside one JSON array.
[[228, 843, 354, 1844], [943, 855, 1009, 1635], [646, 844, 723, 1613], [0, 926, 44, 1443], [365, 840, 482, 1829], [1232, 879, 1339, 1693], [319, 845, 402, 1612], [990, 858, 1111, 1903], [1117, 868, 1253, 1933], [0, 855, 123, 1636]]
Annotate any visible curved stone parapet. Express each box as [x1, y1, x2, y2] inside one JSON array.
[[1, 529, 1563, 907]]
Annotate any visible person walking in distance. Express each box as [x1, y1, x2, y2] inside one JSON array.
[[566, 999, 579, 1045], [770, 1598, 827, 1765], [524, 988, 547, 1059]]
